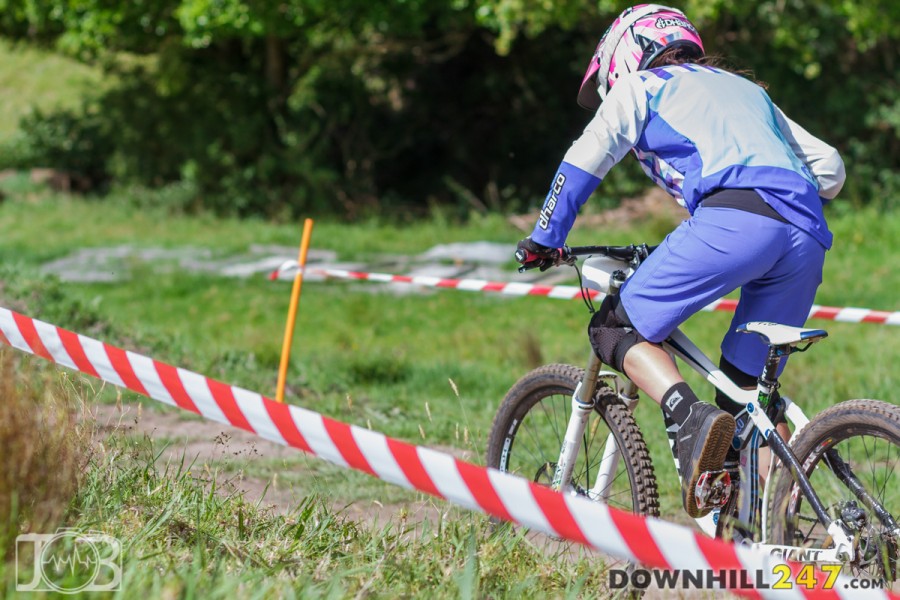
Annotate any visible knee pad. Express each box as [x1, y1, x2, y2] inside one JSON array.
[[588, 296, 646, 373]]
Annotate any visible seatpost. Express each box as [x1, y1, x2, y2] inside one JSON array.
[[756, 345, 784, 408]]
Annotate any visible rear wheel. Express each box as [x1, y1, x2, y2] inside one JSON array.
[[486, 364, 659, 533], [768, 399, 900, 583]]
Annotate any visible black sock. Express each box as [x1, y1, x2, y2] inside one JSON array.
[[661, 382, 700, 427]]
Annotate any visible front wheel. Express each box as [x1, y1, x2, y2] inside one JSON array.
[[768, 399, 900, 582], [486, 364, 659, 519]]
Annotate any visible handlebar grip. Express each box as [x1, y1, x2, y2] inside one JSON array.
[[514, 248, 529, 263]]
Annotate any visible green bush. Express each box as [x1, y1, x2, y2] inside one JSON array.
[[0, 106, 112, 189], [0, 0, 897, 217]]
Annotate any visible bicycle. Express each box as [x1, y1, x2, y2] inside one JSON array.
[[486, 243, 899, 582]]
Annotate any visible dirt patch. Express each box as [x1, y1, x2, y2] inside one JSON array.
[[89, 403, 455, 529]]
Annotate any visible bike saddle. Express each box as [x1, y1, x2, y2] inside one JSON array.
[[737, 322, 828, 347]]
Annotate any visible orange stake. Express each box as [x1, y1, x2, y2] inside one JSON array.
[[276, 218, 314, 403]]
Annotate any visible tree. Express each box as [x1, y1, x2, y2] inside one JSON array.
[[1, 0, 896, 216]]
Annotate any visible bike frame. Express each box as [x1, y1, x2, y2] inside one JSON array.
[[553, 322, 856, 563], [535, 245, 899, 565]]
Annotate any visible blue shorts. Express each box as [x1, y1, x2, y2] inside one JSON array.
[[619, 206, 826, 377]]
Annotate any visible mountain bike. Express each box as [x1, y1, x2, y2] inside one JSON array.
[[486, 243, 899, 582]]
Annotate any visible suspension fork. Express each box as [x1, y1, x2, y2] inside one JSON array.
[[550, 349, 638, 500], [591, 378, 639, 500], [551, 353, 602, 492], [553, 271, 633, 496]]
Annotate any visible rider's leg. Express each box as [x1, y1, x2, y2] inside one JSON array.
[[589, 290, 735, 518], [622, 347, 795, 475], [621, 341, 681, 402], [718, 225, 826, 380], [621, 342, 729, 430], [716, 226, 825, 487], [617, 337, 734, 518], [589, 296, 697, 414], [607, 206, 800, 517]]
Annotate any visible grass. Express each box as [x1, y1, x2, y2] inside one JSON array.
[[0, 176, 524, 261], [0, 351, 91, 555], [2, 397, 605, 598], [0, 183, 897, 455], [0, 181, 897, 594]]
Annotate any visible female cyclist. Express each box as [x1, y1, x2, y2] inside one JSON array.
[[516, 4, 845, 518]]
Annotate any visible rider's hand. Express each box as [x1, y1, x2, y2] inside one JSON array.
[[515, 237, 562, 272]]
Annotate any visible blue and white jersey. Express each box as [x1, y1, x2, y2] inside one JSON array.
[[531, 65, 845, 249]]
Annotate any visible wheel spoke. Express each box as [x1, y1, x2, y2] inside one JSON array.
[[520, 398, 564, 465]]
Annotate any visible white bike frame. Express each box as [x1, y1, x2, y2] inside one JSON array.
[[553, 325, 854, 563]]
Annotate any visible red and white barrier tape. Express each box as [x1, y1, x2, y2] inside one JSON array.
[[0, 306, 894, 599], [271, 262, 900, 326]]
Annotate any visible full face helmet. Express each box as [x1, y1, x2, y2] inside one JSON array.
[[577, 4, 704, 110]]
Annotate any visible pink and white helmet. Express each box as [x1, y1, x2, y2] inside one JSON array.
[[577, 4, 704, 110]]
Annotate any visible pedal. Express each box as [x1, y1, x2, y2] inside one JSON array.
[[695, 470, 733, 512]]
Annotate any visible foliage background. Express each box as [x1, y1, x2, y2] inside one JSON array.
[[0, 0, 898, 217]]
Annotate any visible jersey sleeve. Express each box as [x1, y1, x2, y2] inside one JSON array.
[[530, 74, 650, 247], [773, 105, 846, 201]]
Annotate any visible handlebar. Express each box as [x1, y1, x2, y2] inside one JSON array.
[[567, 244, 653, 260], [517, 243, 657, 273]]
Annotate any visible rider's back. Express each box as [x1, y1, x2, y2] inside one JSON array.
[[565, 65, 835, 248]]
